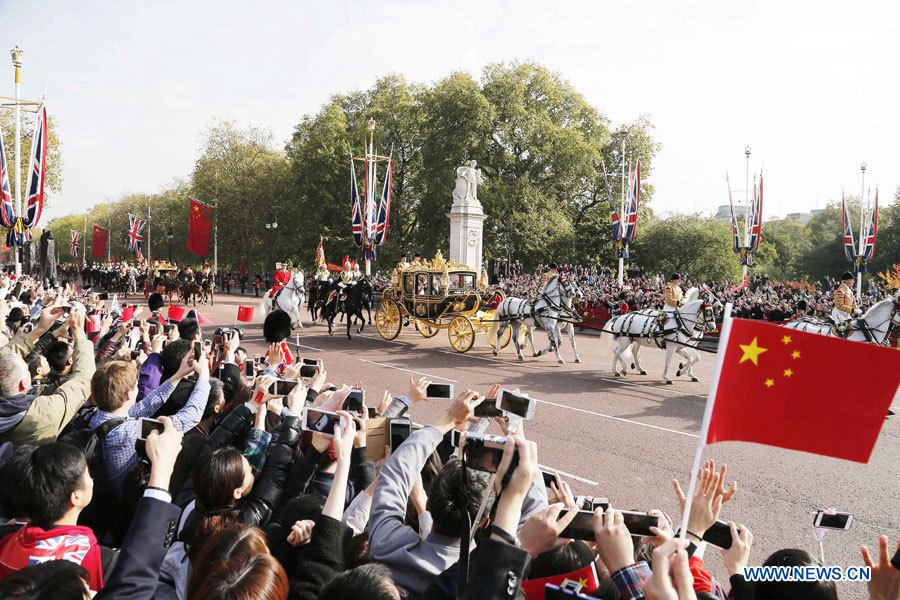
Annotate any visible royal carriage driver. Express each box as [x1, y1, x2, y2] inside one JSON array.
[[392, 253, 410, 288], [663, 273, 684, 314], [831, 271, 859, 323], [538, 263, 560, 302]]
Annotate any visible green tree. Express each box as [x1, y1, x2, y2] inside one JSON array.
[[633, 215, 741, 282], [0, 109, 63, 208]]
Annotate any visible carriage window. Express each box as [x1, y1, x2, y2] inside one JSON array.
[[415, 273, 429, 296], [449, 273, 474, 290], [431, 274, 445, 295], [403, 274, 416, 295]]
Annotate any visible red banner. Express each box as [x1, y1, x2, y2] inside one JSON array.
[[187, 197, 214, 257], [91, 225, 109, 260]]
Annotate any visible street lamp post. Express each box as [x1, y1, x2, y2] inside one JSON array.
[[265, 213, 278, 274], [166, 227, 173, 262], [10, 47, 23, 276]]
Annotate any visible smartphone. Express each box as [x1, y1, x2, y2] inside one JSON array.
[[346, 388, 365, 409], [134, 437, 148, 461], [559, 510, 596, 541], [193, 341, 201, 360], [450, 429, 462, 448], [620, 511, 659, 537], [148, 323, 159, 337], [497, 388, 536, 420], [203, 339, 213, 352], [813, 511, 853, 530], [474, 400, 502, 418], [302, 357, 320, 366], [130, 350, 141, 361], [367, 406, 378, 418], [132, 319, 140, 328], [163, 324, 175, 334], [244, 359, 255, 378], [343, 393, 365, 416], [541, 470, 557, 487], [269, 379, 299, 396], [390, 418, 412, 452], [463, 432, 517, 474], [891, 546, 900, 571], [140, 417, 165, 439], [301, 408, 342, 437], [425, 383, 453, 400], [702, 520, 734, 549], [591, 497, 610, 512], [299, 364, 320, 379]]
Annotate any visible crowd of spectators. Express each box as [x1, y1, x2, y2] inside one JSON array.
[[0, 271, 896, 600]]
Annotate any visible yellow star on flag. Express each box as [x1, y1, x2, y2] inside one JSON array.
[[578, 578, 589, 587], [764, 378, 775, 388], [791, 350, 801, 360], [783, 368, 793, 377], [738, 337, 768, 366], [781, 335, 792, 345]]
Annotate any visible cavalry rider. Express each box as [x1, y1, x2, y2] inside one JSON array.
[[270, 262, 291, 300], [352, 260, 362, 282], [831, 271, 859, 323], [338, 256, 356, 290]]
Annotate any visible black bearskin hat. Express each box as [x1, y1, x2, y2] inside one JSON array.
[[263, 309, 292, 343], [148, 293, 165, 312]]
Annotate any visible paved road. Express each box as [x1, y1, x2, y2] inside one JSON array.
[[141, 292, 897, 598]]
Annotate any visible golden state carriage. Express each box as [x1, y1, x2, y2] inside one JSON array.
[[374, 258, 511, 353]]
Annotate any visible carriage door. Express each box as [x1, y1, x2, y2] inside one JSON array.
[[413, 273, 430, 320]]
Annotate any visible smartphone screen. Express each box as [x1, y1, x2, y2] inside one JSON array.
[[140, 417, 165, 439], [814, 511, 852, 530], [244, 359, 255, 377], [541, 470, 557, 487], [193, 341, 201, 360], [302, 357, 319, 366], [346, 388, 364, 408], [702, 520, 734, 549], [559, 510, 596, 541], [148, 324, 158, 337], [302, 408, 341, 437], [463, 434, 515, 474], [390, 419, 412, 451], [299, 364, 319, 379], [474, 400, 502, 418], [269, 379, 299, 396], [498, 389, 535, 419], [343, 393, 364, 415], [426, 383, 453, 399], [367, 406, 378, 418], [621, 511, 659, 537]]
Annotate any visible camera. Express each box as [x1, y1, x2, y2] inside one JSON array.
[[301, 408, 343, 437], [214, 327, 242, 343]]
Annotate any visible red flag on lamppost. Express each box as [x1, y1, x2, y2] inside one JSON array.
[[91, 224, 109, 260], [187, 197, 214, 257]]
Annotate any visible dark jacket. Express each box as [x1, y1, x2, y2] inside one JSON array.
[[288, 514, 353, 600], [424, 537, 530, 600], [95, 496, 182, 600]]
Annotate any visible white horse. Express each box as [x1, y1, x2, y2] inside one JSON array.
[[533, 278, 584, 363], [602, 288, 718, 384], [784, 296, 900, 344], [262, 271, 306, 329], [489, 276, 565, 363]]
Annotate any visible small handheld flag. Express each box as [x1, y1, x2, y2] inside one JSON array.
[[237, 305, 254, 323], [167, 304, 187, 322]]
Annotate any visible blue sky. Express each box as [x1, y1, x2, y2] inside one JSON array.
[[1, 0, 897, 224]]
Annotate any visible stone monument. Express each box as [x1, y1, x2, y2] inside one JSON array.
[[448, 160, 486, 270]]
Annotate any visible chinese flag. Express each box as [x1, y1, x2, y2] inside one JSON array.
[[237, 305, 254, 323], [92, 225, 109, 259], [167, 304, 186, 321], [707, 318, 900, 463], [120, 306, 135, 321], [187, 197, 214, 257]]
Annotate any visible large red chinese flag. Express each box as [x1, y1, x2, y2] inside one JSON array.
[[706, 318, 900, 463], [187, 197, 214, 256], [91, 225, 108, 259]]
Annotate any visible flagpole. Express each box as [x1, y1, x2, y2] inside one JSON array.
[[10, 47, 23, 277], [107, 219, 111, 262], [146, 203, 151, 265], [678, 302, 734, 541], [856, 162, 866, 299], [365, 120, 375, 277], [617, 138, 626, 286], [741, 147, 750, 282], [82, 217, 86, 268], [213, 199, 218, 276]]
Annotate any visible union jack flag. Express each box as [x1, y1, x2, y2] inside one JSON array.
[[622, 160, 641, 244], [350, 161, 362, 247], [29, 533, 91, 566], [70, 229, 79, 257], [861, 188, 878, 264], [0, 125, 14, 229], [747, 174, 763, 253], [727, 175, 740, 255], [126, 213, 146, 255], [609, 201, 625, 258], [841, 192, 856, 263], [374, 158, 393, 246], [22, 104, 47, 229]]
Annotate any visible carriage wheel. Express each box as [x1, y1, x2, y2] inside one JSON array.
[[485, 317, 511, 349], [375, 298, 402, 341], [415, 320, 439, 338], [498, 324, 512, 349], [448, 316, 475, 353]]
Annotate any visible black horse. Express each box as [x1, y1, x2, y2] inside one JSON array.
[[321, 279, 372, 339], [307, 278, 330, 322]]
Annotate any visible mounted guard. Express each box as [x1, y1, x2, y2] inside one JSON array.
[[832, 271, 859, 323]]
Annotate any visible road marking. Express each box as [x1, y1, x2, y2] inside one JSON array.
[[587, 359, 711, 383], [532, 398, 700, 439], [595, 377, 708, 399], [539, 464, 600, 486], [294, 343, 324, 352], [357, 334, 409, 346], [357, 359, 458, 382]]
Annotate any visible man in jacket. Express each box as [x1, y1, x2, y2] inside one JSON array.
[[0, 309, 95, 446]]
